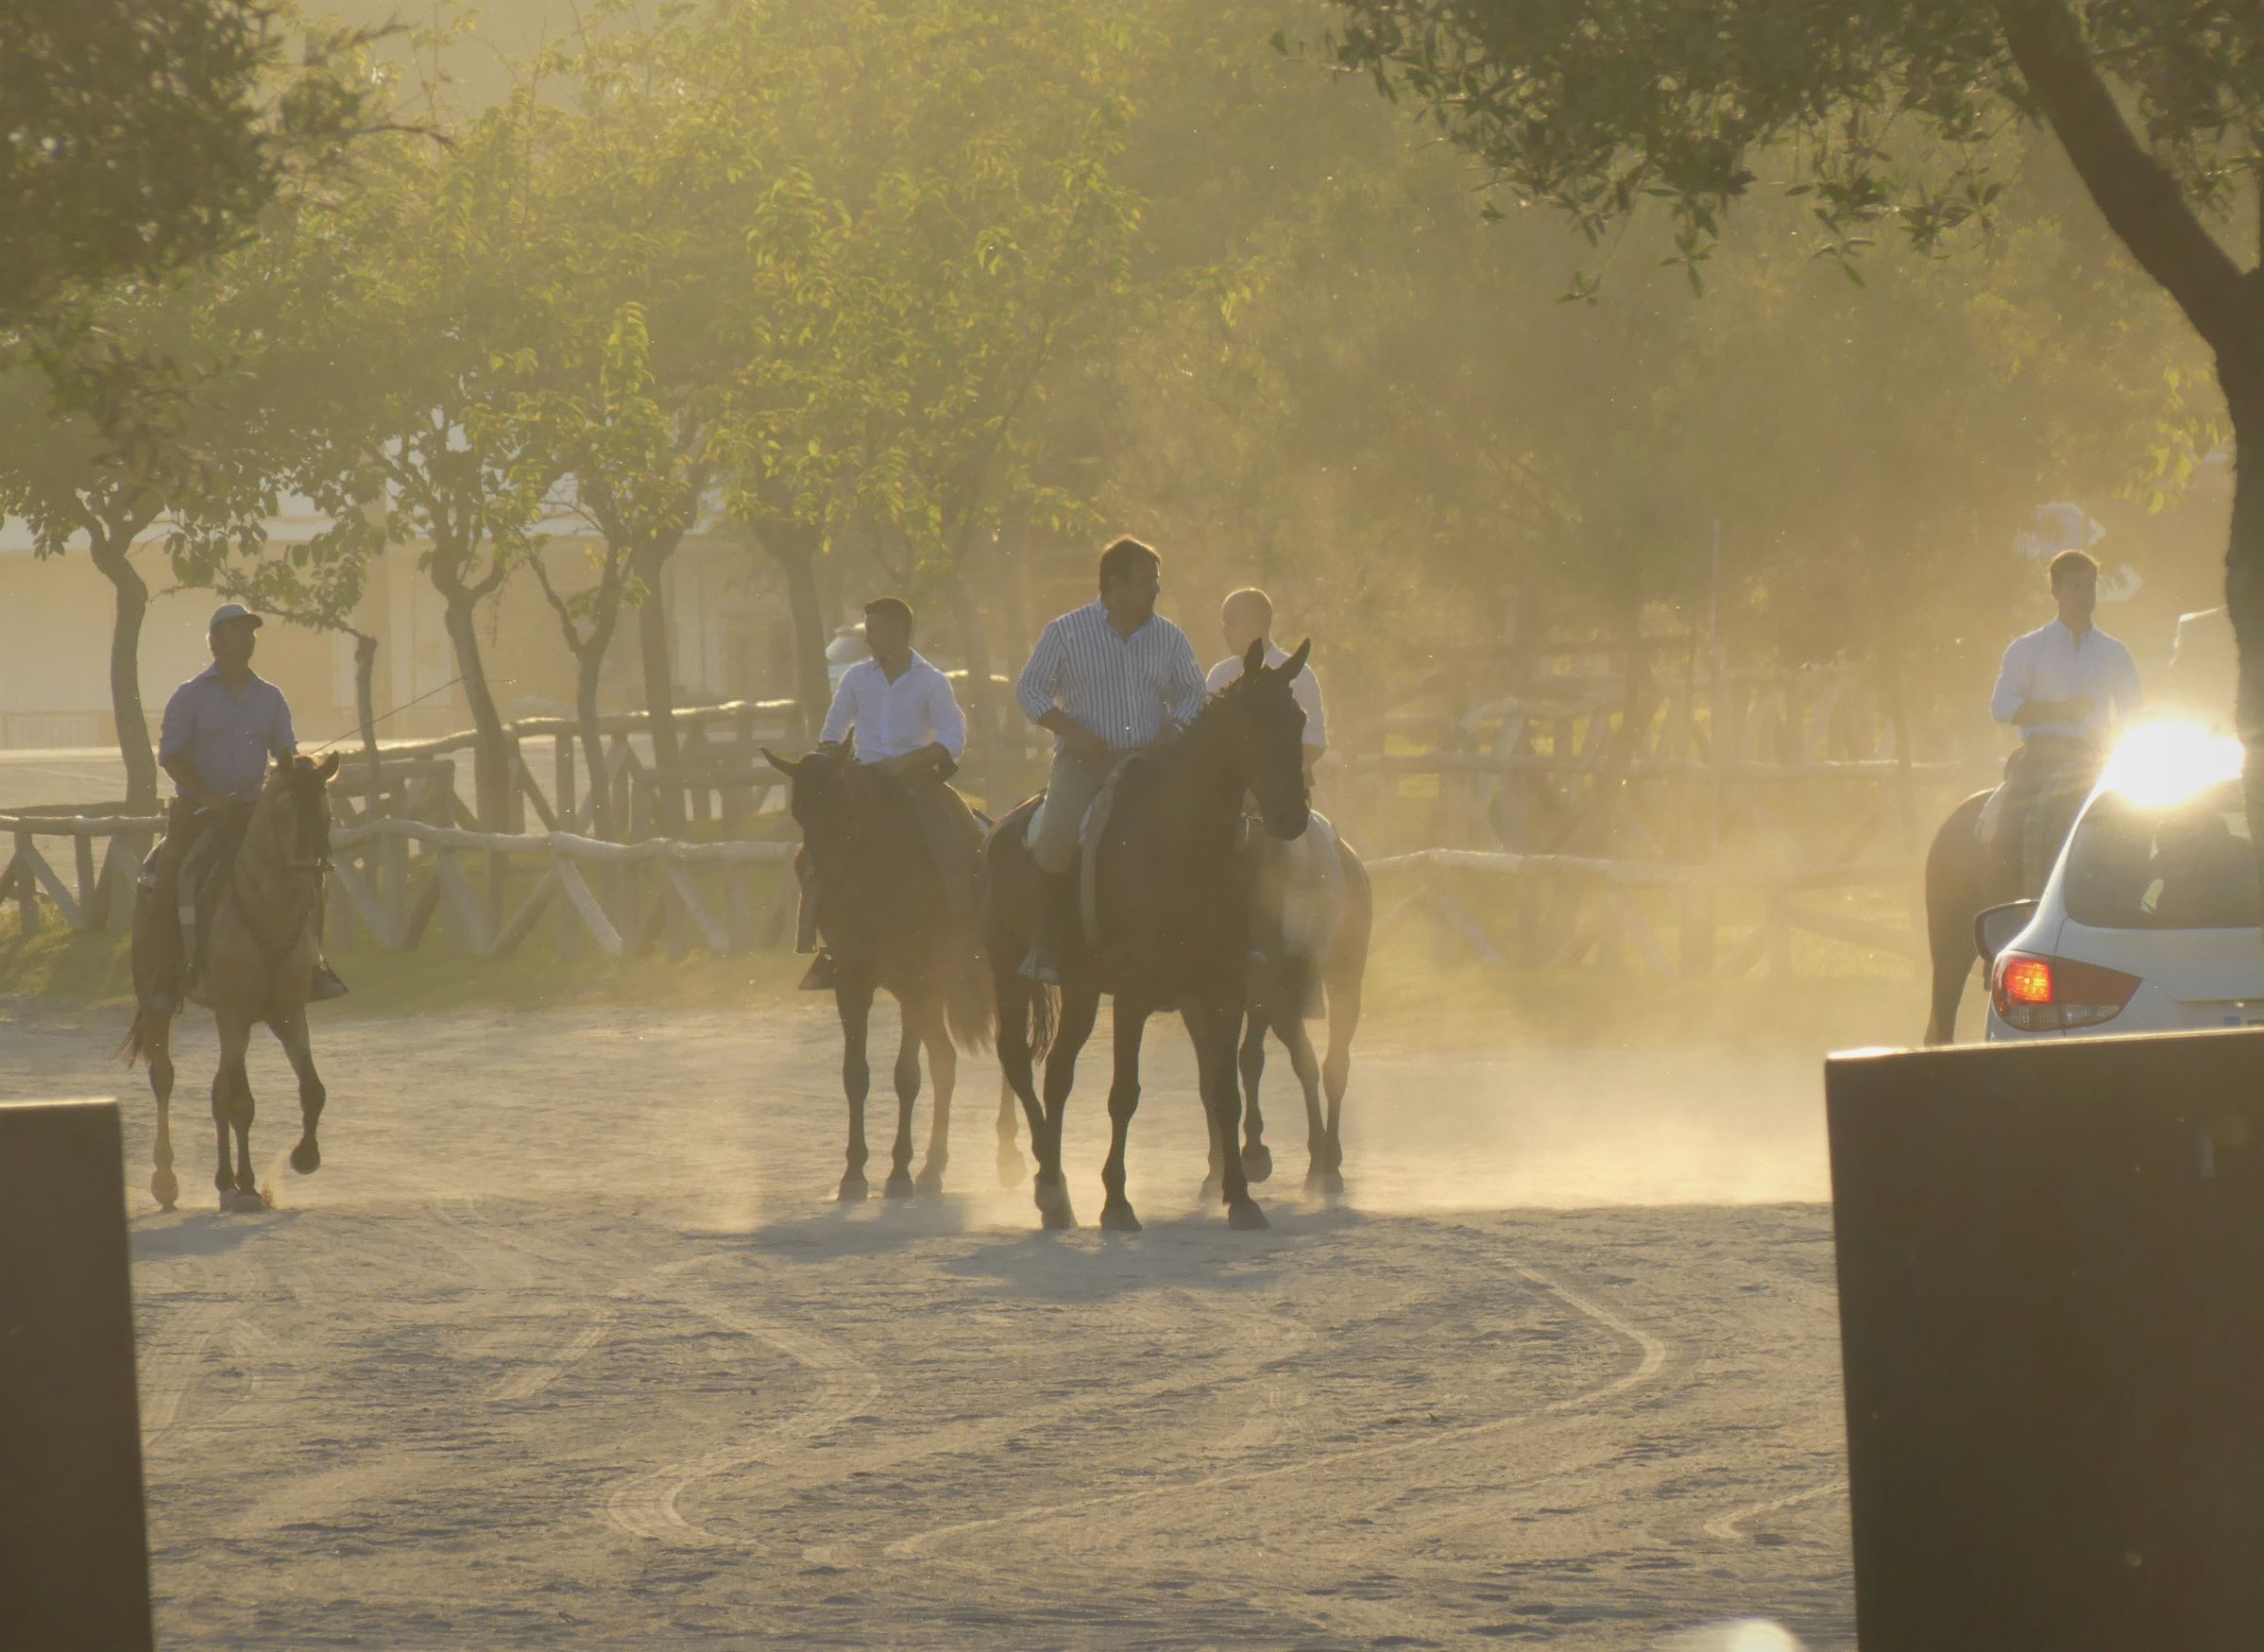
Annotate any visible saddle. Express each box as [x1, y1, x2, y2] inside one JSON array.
[[1017, 752, 1153, 945]]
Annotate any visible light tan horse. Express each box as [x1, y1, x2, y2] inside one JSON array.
[[122, 753, 341, 1211]]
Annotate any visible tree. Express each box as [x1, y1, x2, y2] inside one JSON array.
[[1320, 2, 2263, 784], [0, 280, 278, 810], [4, 0, 378, 327]]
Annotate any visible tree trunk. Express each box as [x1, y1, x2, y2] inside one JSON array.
[[573, 644, 612, 841], [2222, 364, 2264, 899], [771, 527, 831, 740], [438, 591, 512, 831], [353, 631, 381, 816], [944, 574, 1006, 809], [86, 531, 157, 812], [631, 538, 685, 835]]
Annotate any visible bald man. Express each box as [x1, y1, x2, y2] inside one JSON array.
[[1206, 588, 1326, 781]]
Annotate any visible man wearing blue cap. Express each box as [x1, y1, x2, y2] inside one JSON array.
[[142, 604, 346, 1011]]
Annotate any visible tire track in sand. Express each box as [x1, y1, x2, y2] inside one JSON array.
[[602, 1253, 883, 1546], [886, 1263, 1668, 1561], [1704, 1477, 1848, 1543]]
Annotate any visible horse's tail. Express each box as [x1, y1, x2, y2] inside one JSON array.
[[947, 942, 996, 1054], [118, 1005, 151, 1069], [1019, 978, 1060, 1067]]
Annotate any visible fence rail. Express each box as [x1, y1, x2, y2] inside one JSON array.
[[1, 810, 1923, 979]]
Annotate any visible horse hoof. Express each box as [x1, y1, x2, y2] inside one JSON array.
[[150, 1170, 178, 1211], [884, 1172, 915, 1200], [290, 1140, 321, 1175], [1242, 1143, 1274, 1184], [1227, 1197, 1268, 1231], [1099, 1201, 1142, 1234], [838, 1176, 869, 1204], [1306, 1167, 1345, 1196], [1034, 1174, 1076, 1230], [914, 1167, 945, 1196], [996, 1150, 1026, 1188], [226, 1187, 268, 1214]]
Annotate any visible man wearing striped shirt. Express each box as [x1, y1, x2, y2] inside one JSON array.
[[1013, 536, 1208, 982]]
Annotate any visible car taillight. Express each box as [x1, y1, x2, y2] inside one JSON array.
[[1990, 950, 2142, 1031]]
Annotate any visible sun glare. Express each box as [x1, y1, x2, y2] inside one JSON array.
[[2101, 720, 2245, 809]]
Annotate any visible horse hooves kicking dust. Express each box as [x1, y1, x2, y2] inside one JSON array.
[[1099, 1201, 1142, 1234], [838, 1176, 869, 1204], [1227, 1198, 1268, 1231], [225, 1188, 271, 1214], [914, 1167, 946, 1195], [290, 1140, 321, 1174], [885, 1171, 916, 1199], [1241, 1142, 1274, 1184], [150, 1170, 179, 1211], [1034, 1173, 1077, 1230], [1307, 1167, 1345, 1196]]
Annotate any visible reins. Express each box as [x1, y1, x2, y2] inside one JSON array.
[[222, 800, 330, 977]]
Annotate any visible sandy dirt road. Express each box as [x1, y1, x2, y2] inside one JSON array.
[[3, 1000, 1853, 1648]]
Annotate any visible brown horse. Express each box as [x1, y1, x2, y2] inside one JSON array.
[[1233, 832, 1372, 1194], [765, 747, 995, 1200], [122, 753, 341, 1211], [982, 638, 1314, 1234], [1921, 761, 2100, 1044]]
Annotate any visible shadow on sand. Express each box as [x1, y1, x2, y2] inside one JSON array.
[[129, 1206, 301, 1261]]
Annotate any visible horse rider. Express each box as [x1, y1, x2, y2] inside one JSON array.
[[1208, 587, 1327, 784], [143, 603, 348, 1013], [796, 595, 980, 989], [1987, 548, 2144, 891], [1013, 535, 1208, 983]]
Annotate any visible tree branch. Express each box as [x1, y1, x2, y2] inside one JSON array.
[[1995, 0, 2254, 351]]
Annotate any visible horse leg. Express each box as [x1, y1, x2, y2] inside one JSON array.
[[147, 1012, 179, 1211], [1318, 961, 1364, 1189], [835, 973, 876, 1202], [996, 973, 1046, 1188], [1186, 998, 1266, 1230], [271, 1007, 327, 1175], [916, 1000, 955, 1194], [885, 999, 921, 1199], [1033, 986, 1099, 1230], [995, 1072, 1024, 1186], [1098, 999, 1149, 1233], [1276, 1011, 1329, 1187], [211, 1012, 259, 1210], [1235, 1013, 1273, 1185]]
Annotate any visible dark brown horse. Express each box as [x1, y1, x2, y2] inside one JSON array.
[[766, 747, 995, 1199], [1233, 832, 1372, 1193], [1921, 762, 2100, 1044], [982, 638, 1314, 1233], [122, 753, 340, 1211]]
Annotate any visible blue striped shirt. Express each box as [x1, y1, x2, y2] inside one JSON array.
[[1016, 603, 1207, 752]]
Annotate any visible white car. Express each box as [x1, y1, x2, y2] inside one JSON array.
[[1983, 724, 2264, 1041]]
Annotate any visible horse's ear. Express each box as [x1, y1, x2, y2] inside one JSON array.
[[315, 751, 342, 782], [761, 746, 800, 776], [1281, 638, 1312, 680], [1242, 636, 1267, 677]]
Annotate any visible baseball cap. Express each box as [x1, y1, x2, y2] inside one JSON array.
[[209, 602, 264, 631]]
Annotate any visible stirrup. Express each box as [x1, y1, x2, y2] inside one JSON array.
[[311, 962, 349, 1002]]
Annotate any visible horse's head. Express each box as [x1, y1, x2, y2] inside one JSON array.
[[763, 742, 875, 851], [262, 752, 341, 871], [1217, 637, 1314, 841]]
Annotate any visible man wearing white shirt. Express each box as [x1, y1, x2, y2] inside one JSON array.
[[1987, 549, 2144, 889], [1207, 588, 1326, 783], [796, 597, 979, 984]]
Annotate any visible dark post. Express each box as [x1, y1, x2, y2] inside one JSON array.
[[1828, 1032, 2264, 1650], [0, 1099, 154, 1650]]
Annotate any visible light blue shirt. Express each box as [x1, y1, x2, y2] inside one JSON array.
[[158, 665, 297, 801], [1016, 603, 1206, 752], [1989, 619, 2142, 743], [820, 652, 967, 762]]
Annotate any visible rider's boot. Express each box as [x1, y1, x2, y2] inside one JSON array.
[[1019, 870, 1079, 986], [311, 959, 349, 1001], [799, 949, 837, 991]]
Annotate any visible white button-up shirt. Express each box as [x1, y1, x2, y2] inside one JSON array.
[[820, 652, 966, 763], [1016, 603, 1207, 752], [1206, 644, 1327, 750], [1989, 619, 2143, 743]]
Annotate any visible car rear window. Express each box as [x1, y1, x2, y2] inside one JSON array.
[[2063, 782, 2262, 930]]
